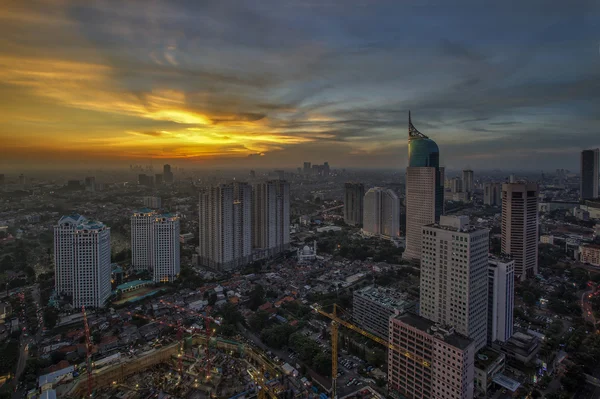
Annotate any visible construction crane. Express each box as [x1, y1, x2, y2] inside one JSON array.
[[312, 304, 430, 399], [82, 306, 93, 398]]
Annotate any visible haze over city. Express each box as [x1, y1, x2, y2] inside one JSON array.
[[1, 0, 599, 171]]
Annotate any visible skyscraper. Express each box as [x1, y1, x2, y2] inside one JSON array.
[[488, 256, 515, 343], [54, 215, 111, 308], [132, 209, 180, 281], [131, 209, 156, 272], [303, 162, 311, 175], [388, 313, 475, 399], [451, 177, 463, 193], [163, 164, 174, 184], [580, 149, 599, 200], [483, 183, 502, 206], [151, 214, 180, 282], [199, 182, 252, 270], [344, 182, 365, 226], [501, 182, 539, 280], [462, 169, 474, 194], [252, 180, 290, 256], [420, 216, 489, 351], [404, 112, 443, 261], [362, 187, 400, 238]]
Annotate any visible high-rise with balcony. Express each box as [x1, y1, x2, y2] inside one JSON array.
[[488, 256, 515, 343], [362, 187, 400, 238], [419, 216, 489, 351], [483, 183, 502, 206], [131, 209, 156, 272], [580, 149, 599, 200], [344, 182, 365, 226], [501, 182, 539, 280], [388, 313, 475, 399], [404, 112, 444, 261], [151, 214, 180, 282], [199, 182, 252, 270], [54, 215, 111, 308], [252, 180, 290, 256], [462, 169, 474, 194]]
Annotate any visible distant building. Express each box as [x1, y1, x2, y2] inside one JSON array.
[[488, 256, 515, 343], [179, 233, 194, 243], [492, 331, 540, 364], [84, 177, 96, 192], [143, 196, 162, 209], [483, 183, 502, 206], [539, 235, 554, 245], [344, 182, 365, 226], [198, 182, 252, 270], [501, 182, 539, 281], [131, 209, 156, 272], [303, 162, 311, 175], [54, 215, 111, 308], [388, 313, 475, 399], [420, 215, 489, 351], [252, 180, 290, 257], [462, 169, 474, 194], [163, 164, 174, 184], [352, 285, 414, 340], [573, 208, 590, 221], [362, 187, 400, 238], [154, 174, 163, 185], [580, 244, 600, 266], [451, 176, 463, 193], [404, 112, 443, 261], [151, 214, 180, 282], [580, 148, 599, 200], [138, 174, 154, 187]]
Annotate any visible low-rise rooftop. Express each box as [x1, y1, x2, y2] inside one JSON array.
[[394, 312, 473, 351]]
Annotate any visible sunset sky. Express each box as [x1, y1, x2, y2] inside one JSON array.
[[1, 0, 599, 170]]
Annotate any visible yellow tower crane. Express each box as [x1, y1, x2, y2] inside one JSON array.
[[312, 304, 431, 399]]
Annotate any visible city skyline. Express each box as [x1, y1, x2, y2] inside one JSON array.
[[1, 1, 599, 171]]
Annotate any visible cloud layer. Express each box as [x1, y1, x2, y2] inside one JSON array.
[[0, 0, 599, 170]]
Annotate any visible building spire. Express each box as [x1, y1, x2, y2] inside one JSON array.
[[408, 110, 428, 140]]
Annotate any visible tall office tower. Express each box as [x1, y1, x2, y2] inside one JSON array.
[[163, 164, 174, 184], [462, 169, 474, 194], [151, 214, 180, 282], [451, 177, 463, 193], [84, 176, 96, 192], [404, 112, 444, 261], [131, 209, 156, 271], [388, 313, 475, 399], [501, 182, 539, 280], [54, 215, 111, 308], [344, 182, 365, 226], [580, 149, 599, 200], [138, 174, 154, 187], [143, 196, 162, 209], [303, 162, 311, 175], [323, 162, 330, 176], [362, 187, 400, 238], [155, 173, 163, 185], [483, 183, 502, 206], [199, 182, 252, 270], [488, 256, 515, 343], [420, 215, 489, 351], [252, 180, 290, 256]]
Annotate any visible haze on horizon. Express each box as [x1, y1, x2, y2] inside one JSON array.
[[0, 0, 599, 172]]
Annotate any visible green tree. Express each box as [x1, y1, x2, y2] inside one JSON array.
[[561, 364, 586, 392], [249, 310, 271, 332], [43, 307, 59, 329], [248, 284, 266, 311]]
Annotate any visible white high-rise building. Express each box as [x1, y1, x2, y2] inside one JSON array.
[[252, 180, 290, 256], [362, 187, 400, 238], [151, 214, 180, 282], [54, 215, 111, 308], [344, 182, 365, 226], [501, 182, 539, 280], [131, 209, 156, 272], [488, 256, 515, 343], [420, 215, 490, 351], [483, 183, 502, 206], [199, 182, 252, 270], [388, 313, 475, 399]]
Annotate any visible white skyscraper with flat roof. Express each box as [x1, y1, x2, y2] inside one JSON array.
[[54, 215, 111, 308], [151, 214, 180, 282], [362, 187, 400, 238], [252, 180, 290, 256], [420, 215, 490, 351], [199, 182, 252, 270], [131, 208, 156, 272], [488, 256, 515, 343]]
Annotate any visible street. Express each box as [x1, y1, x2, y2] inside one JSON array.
[[582, 290, 596, 326]]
